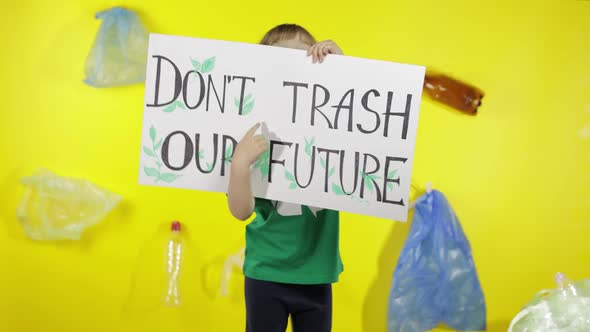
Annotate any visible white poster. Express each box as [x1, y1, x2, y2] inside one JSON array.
[[139, 33, 425, 221]]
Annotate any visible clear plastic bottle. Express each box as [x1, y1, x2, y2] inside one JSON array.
[[162, 221, 184, 307]]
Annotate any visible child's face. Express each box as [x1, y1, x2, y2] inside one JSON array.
[[271, 37, 312, 51]]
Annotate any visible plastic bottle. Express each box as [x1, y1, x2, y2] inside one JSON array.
[[423, 73, 484, 115], [163, 221, 184, 307]]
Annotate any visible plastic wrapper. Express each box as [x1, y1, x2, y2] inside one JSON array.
[[388, 190, 486, 332], [508, 272, 590, 332], [423, 73, 484, 115], [16, 169, 121, 240], [219, 247, 245, 297], [84, 7, 149, 87]]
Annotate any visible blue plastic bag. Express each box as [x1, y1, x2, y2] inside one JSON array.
[[84, 7, 149, 87], [388, 190, 486, 332]]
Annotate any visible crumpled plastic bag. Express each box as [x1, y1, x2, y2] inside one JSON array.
[[388, 190, 486, 332], [84, 7, 149, 87], [219, 247, 245, 296], [16, 169, 121, 240], [508, 272, 590, 332]]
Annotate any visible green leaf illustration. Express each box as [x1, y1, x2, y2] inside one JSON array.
[[332, 183, 345, 195], [191, 58, 201, 71], [365, 178, 374, 193], [199, 149, 204, 159], [154, 138, 163, 150], [149, 126, 156, 142], [387, 169, 398, 179], [242, 100, 255, 115], [285, 170, 295, 182], [328, 167, 336, 178], [206, 162, 213, 171], [225, 146, 232, 161], [201, 56, 216, 73], [234, 98, 240, 108], [254, 147, 270, 177], [175, 100, 186, 110], [244, 94, 253, 103], [143, 146, 156, 157], [158, 173, 179, 183], [288, 183, 297, 190], [144, 166, 160, 177], [260, 148, 270, 160], [386, 170, 398, 191], [320, 158, 326, 169], [306, 138, 316, 157], [163, 104, 176, 113], [260, 164, 269, 177]]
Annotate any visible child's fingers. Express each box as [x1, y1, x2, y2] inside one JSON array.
[[252, 135, 266, 144], [257, 137, 267, 145], [312, 42, 322, 63], [255, 144, 267, 156], [307, 44, 316, 62], [244, 123, 261, 138], [314, 44, 323, 63], [318, 44, 330, 63]]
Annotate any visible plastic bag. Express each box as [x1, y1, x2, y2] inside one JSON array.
[[84, 7, 149, 87], [508, 272, 590, 332], [16, 169, 121, 240], [219, 247, 245, 296], [388, 190, 486, 332]]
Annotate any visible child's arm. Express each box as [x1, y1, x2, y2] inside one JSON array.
[[227, 123, 267, 220], [307, 40, 344, 63]]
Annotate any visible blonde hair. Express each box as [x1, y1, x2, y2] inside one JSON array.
[[260, 24, 316, 46]]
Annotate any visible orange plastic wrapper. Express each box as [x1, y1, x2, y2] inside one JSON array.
[[423, 73, 484, 115]]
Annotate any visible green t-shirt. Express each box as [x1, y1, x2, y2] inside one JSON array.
[[243, 198, 343, 285]]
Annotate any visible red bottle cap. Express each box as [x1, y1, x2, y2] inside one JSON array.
[[171, 221, 181, 232]]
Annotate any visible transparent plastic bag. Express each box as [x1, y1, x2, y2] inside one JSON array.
[[508, 273, 590, 332], [84, 7, 149, 87], [16, 169, 121, 240], [219, 247, 245, 297], [388, 190, 486, 332]]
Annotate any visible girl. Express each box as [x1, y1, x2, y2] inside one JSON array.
[[227, 24, 344, 332]]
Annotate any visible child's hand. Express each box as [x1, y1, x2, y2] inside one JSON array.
[[232, 123, 267, 169], [307, 40, 343, 63]]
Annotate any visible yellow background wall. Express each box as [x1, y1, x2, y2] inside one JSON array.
[[1, 0, 589, 331]]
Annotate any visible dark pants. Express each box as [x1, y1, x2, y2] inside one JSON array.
[[245, 277, 332, 332]]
